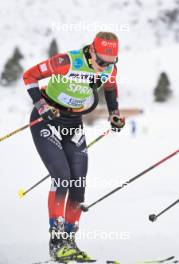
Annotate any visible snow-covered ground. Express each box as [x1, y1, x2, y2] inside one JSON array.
[[1, 0, 179, 263], [1, 98, 179, 264]]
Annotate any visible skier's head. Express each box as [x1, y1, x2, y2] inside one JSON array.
[[90, 32, 119, 72]]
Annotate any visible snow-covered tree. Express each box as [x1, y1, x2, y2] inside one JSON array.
[[0, 47, 24, 87], [154, 72, 172, 102], [48, 39, 59, 57]]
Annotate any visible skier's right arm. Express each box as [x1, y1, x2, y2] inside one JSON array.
[[23, 54, 70, 120], [23, 53, 70, 104]]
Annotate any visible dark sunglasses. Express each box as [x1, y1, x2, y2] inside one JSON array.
[[93, 44, 118, 67]]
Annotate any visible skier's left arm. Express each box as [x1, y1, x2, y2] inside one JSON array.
[[103, 66, 125, 132]]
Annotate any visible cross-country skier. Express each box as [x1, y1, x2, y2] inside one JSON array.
[[23, 31, 125, 262]]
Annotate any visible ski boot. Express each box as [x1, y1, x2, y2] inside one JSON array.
[[49, 217, 66, 260], [49, 218, 80, 262], [62, 222, 94, 263]]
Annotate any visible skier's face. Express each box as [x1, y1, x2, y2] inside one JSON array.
[[90, 45, 118, 73]]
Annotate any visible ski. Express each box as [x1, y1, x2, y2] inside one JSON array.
[[33, 259, 121, 264], [33, 260, 79, 264], [32, 260, 56, 264], [33, 256, 177, 264], [33, 259, 97, 264], [106, 261, 120, 264], [136, 255, 175, 264]]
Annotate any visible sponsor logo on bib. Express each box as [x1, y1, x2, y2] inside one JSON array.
[[67, 84, 92, 95], [58, 93, 86, 107], [73, 58, 83, 69]]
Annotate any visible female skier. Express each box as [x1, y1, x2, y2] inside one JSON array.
[[23, 31, 125, 262]]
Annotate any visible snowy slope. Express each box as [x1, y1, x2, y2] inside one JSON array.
[[1, 102, 179, 264], [0, 0, 179, 70]]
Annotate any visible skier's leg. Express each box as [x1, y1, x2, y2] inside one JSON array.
[[62, 129, 88, 226], [54, 129, 92, 261], [30, 108, 71, 227], [59, 129, 93, 261]]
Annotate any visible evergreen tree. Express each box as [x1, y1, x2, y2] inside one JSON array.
[[154, 72, 172, 102], [0, 47, 24, 87], [48, 39, 59, 57]]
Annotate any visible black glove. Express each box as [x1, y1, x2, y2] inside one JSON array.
[[34, 98, 60, 121], [109, 110, 125, 132]]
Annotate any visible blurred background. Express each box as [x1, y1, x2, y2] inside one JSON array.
[[0, 0, 179, 263]]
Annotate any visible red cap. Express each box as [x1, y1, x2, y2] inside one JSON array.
[[93, 37, 119, 56]]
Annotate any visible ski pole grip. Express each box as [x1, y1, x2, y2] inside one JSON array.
[[51, 107, 60, 117]]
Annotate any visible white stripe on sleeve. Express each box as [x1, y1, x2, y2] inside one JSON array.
[[26, 83, 39, 90]]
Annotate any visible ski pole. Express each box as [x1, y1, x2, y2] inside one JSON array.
[[80, 149, 179, 212], [18, 129, 111, 198], [0, 117, 42, 142], [86, 129, 110, 148], [136, 255, 175, 264], [149, 198, 179, 222]]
